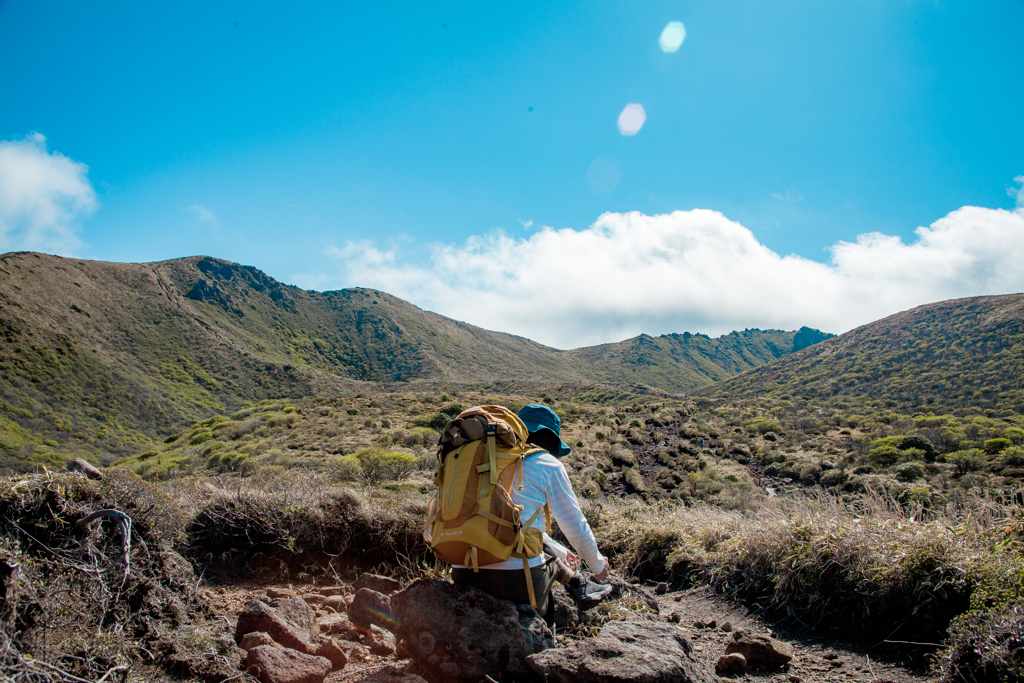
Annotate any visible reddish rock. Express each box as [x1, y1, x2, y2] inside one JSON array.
[[725, 629, 794, 669], [266, 587, 296, 599], [302, 593, 325, 606], [361, 624, 397, 656], [320, 585, 350, 597], [318, 614, 361, 641], [323, 595, 347, 612], [315, 638, 348, 671], [715, 653, 747, 676], [271, 597, 319, 635], [391, 578, 553, 682], [246, 645, 331, 683], [236, 598, 318, 655], [349, 589, 396, 633], [354, 572, 403, 596]]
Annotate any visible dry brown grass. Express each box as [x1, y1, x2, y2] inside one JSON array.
[[591, 487, 1017, 641]]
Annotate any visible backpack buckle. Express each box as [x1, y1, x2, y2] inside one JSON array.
[[486, 423, 497, 436]]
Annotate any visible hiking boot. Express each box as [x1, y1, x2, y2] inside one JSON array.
[[566, 573, 613, 604]]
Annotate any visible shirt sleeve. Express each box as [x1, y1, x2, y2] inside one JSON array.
[[543, 456, 607, 573]]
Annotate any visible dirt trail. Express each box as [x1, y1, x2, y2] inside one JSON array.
[[658, 585, 936, 683], [217, 579, 937, 683]]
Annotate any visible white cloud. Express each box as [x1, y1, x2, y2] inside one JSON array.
[[520, 219, 534, 230], [0, 133, 97, 255], [1009, 176, 1024, 212], [189, 204, 219, 225], [329, 202, 1024, 350]]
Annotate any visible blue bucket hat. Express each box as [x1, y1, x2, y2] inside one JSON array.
[[518, 404, 571, 457]]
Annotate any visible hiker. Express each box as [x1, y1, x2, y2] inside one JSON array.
[[450, 404, 611, 625]]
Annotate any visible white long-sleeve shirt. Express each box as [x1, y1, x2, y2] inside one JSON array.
[[456, 450, 606, 571]]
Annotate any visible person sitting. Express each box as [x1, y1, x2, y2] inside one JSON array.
[[451, 404, 611, 625]]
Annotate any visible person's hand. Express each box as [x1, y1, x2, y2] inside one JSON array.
[[566, 551, 579, 571], [594, 560, 609, 581]]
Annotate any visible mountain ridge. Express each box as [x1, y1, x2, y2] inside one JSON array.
[[0, 251, 826, 467]]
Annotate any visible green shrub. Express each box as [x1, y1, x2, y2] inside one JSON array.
[[984, 438, 1013, 455], [747, 417, 783, 435], [189, 431, 214, 445], [328, 455, 363, 481], [949, 449, 983, 475], [897, 435, 937, 461], [354, 447, 417, 484], [895, 462, 925, 482], [1004, 427, 1024, 444], [999, 446, 1024, 469], [865, 444, 900, 467]]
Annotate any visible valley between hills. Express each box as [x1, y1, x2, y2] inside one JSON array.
[[1, 250, 1023, 683]]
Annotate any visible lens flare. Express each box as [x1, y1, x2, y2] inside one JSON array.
[[659, 21, 686, 53], [617, 104, 646, 136], [586, 157, 622, 193]]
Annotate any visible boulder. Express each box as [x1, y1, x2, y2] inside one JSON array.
[[270, 597, 319, 635], [391, 578, 554, 682], [361, 624, 397, 656], [240, 632, 280, 650], [354, 572, 404, 596], [725, 629, 794, 669], [245, 645, 331, 683], [315, 638, 348, 671], [67, 458, 104, 480], [317, 614, 361, 640], [349, 588, 396, 633], [551, 585, 583, 630], [715, 653, 747, 676], [236, 598, 318, 655], [527, 620, 717, 683]]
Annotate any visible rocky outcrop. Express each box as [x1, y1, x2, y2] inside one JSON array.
[[390, 578, 554, 682], [725, 629, 794, 669], [527, 620, 718, 683], [245, 645, 332, 683]]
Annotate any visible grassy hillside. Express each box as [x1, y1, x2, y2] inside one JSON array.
[[0, 252, 823, 470], [702, 293, 1024, 416]]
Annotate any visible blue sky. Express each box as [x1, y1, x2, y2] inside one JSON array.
[[2, 1, 1023, 348]]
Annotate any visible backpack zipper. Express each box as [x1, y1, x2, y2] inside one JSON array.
[[447, 445, 465, 510]]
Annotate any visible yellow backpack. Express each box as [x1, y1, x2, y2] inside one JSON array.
[[424, 405, 549, 608]]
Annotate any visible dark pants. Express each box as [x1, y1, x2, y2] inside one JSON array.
[[452, 558, 558, 626]]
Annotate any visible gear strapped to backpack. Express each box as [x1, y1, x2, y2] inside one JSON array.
[[424, 405, 551, 608]]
